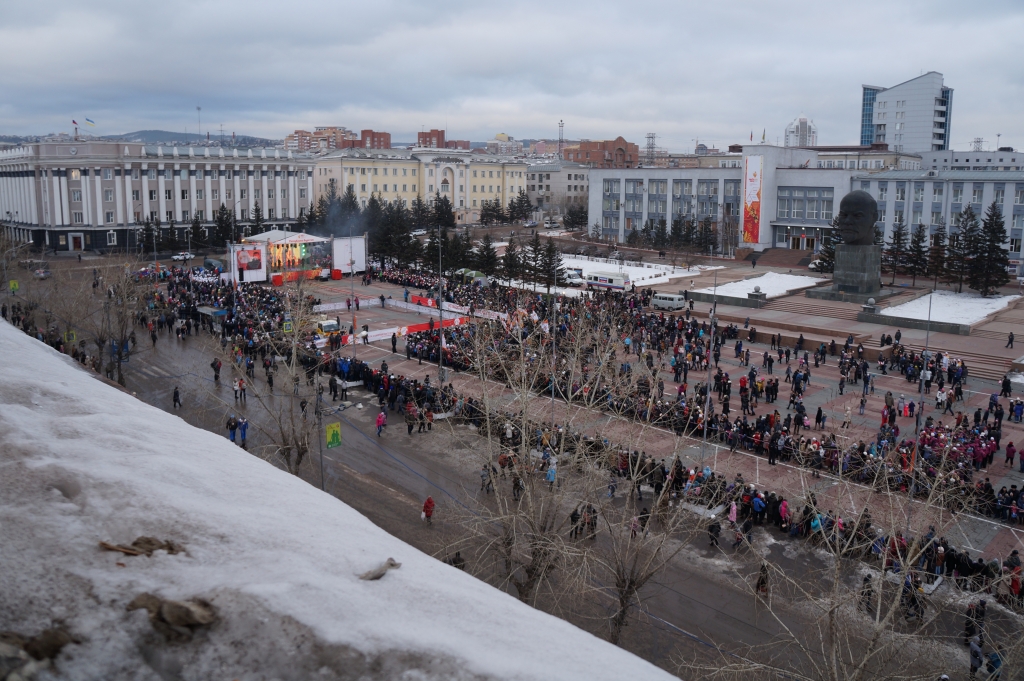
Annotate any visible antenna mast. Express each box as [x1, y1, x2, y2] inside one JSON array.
[[558, 120, 564, 158]]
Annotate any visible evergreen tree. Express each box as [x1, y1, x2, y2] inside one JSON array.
[[698, 216, 716, 253], [339, 183, 360, 234], [433, 192, 456, 227], [141, 218, 155, 256], [194, 210, 210, 249], [410, 195, 431, 229], [304, 202, 318, 229], [669, 217, 685, 249], [625, 228, 640, 247], [945, 206, 980, 293], [447, 230, 473, 272], [475, 233, 500, 276], [525, 231, 545, 282], [640, 220, 654, 248], [563, 203, 588, 231], [969, 200, 1011, 296], [365, 194, 388, 267], [926, 219, 947, 289], [505, 188, 532, 223], [250, 201, 266, 237], [883, 218, 909, 284], [501, 238, 523, 284], [816, 218, 841, 274], [538, 238, 566, 295], [479, 200, 498, 226], [906, 223, 929, 286], [652, 219, 668, 249], [424, 228, 442, 275], [314, 194, 329, 230]]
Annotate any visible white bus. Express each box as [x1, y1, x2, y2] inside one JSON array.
[[585, 272, 631, 291]]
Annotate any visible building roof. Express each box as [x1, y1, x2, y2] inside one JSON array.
[[853, 169, 1024, 181], [527, 161, 590, 172], [242, 229, 328, 244], [862, 70, 945, 93], [318, 147, 525, 165]]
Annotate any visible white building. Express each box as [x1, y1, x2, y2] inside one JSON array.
[[526, 161, 590, 214], [784, 115, 818, 147], [0, 141, 315, 252], [861, 71, 953, 153], [921, 149, 1023, 171]]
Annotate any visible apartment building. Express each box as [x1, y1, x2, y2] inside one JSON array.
[[0, 141, 315, 251], [314, 148, 526, 224], [861, 72, 953, 152], [526, 161, 589, 213], [285, 128, 391, 152]]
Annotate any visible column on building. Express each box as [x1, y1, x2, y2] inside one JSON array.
[[172, 165, 182, 224], [204, 167, 213, 223], [58, 170, 70, 228], [274, 166, 282, 220], [157, 166, 167, 223], [188, 165, 197, 223], [142, 165, 151, 220], [115, 168, 126, 226]]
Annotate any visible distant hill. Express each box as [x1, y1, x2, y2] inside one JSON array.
[[101, 129, 279, 147]]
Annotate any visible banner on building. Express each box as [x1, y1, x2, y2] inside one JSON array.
[[742, 155, 763, 244], [228, 242, 268, 283]]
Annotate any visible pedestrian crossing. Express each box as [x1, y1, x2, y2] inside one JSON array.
[[134, 364, 173, 380]]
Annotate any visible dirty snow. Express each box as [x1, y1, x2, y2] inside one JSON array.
[[696, 272, 822, 299], [0, 320, 674, 681], [560, 256, 722, 287], [881, 290, 1020, 325]]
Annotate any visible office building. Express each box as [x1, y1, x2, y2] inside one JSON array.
[[526, 161, 589, 213], [486, 134, 523, 155], [861, 72, 952, 152], [314, 147, 526, 224], [921, 149, 1022, 171], [784, 115, 818, 147], [0, 141, 316, 251]]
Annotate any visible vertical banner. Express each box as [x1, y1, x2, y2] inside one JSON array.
[[326, 422, 342, 448], [742, 155, 763, 244]]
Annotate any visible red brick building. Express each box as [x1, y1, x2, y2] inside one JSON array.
[[561, 137, 639, 168], [417, 129, 446, 148], [285, 127, 390, 151]]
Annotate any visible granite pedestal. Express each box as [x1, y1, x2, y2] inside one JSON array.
[[806, 244, 890, 303]]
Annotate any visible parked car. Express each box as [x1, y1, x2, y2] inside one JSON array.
[[524, 220, 538, 228], [411, 229, 427, 237], [172, 252, 195, 261], [32, 268, 52, 280], [563, 273, 586, 287]]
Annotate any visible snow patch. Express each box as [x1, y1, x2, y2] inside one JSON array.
[[881, 290, 1020, 325], [697, 272, 822, 299], [0, 320, 673, 681]]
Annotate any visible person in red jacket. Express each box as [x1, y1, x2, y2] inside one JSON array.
[[422, 496, 435, 524]]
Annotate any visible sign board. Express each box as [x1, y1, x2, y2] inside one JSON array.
[[228, 242, 268, 283], [742, 155, 763, 244], [326, 422, 342, 448], [282, 321, 293, 333], [332, 237, 367, 274], [64, 330, 77, 343], [8, 280, 18, 293]]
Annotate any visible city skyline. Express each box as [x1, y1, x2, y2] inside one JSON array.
[[1, 0, 1022, 152]]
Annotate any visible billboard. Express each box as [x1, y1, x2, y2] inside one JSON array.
[[332, 236, 367, 274], [229, 242, 268, 283], [742, 155, 763, 244]]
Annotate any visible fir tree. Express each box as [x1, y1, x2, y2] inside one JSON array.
[[338, 182, 360, 235], [475, 233, 500, 276], [625, 228, 639, 247], [816, 218, 841, 274], [410, 195, 431, 229], [669, 217, 685, 249], [968, 200, 1011, 296], [433, 192, 456, 228], [906, 223, 929, 286], [652, 219, 668, 249], [141, 218, 155, 256], [193, 210, 209, 249], [945, 206, 980, 294], [926, 219, 946, 289], [526, 231, 545, 283], [424, 228, 442, 274], [884, 218, 909, 284], [250, 201, 265, 236], [563, 203, 588, 231], [479, 200, 498, 226], [365, 194, 387, 267], [538, 238, 566, 296], [501, 238, 523, 284]]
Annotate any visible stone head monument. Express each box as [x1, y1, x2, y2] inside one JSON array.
[[806, 189, 883, 302], [836, 190, 879, 246]]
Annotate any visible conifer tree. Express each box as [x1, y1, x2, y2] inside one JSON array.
[[410, 195, 431, 229], [526, 231, 545, 283], [433, 192, 456, 228], [884, 218, 909, 284], [906, 223, 929, 286], [968, 200, 1011, 296], [501, 238, 523, 284], [926, 219, 946, 289], [250, 201, 265, 236], [815, 218, 841, 274], [475, 233, 500, 276], [945, 206, 980, 293], [538, 238, 567, 296], [563, 203, 587, 231]]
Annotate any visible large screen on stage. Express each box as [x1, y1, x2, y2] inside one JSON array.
[[229, 242, 268, 283]]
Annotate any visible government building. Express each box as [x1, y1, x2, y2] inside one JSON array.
[[0, 141, 316, 252]]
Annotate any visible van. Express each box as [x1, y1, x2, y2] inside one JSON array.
[[585, 271, 631, 291], [316, 318, 341, 336], [651, 293, 687, 310]]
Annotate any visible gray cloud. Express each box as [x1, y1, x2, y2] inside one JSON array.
[[2, 0, 1021, 151]]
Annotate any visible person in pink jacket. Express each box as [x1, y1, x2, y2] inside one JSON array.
[[779, 498, 789, 530], [1006, 442, 1016, 468], [376, 409, 387, 437]]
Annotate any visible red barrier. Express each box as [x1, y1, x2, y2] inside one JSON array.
[[410, 294, 436, 307]]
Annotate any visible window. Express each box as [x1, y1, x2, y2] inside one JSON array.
[[1015, 189, 1024, 204], [196, 169, 204, 180], [70, 169, 81, 181], [106, 230, 117, 246], [166, 211, 173, 222], [777, 200, 790, 219], [226, 170, 233, 180], [822, 200, 834, 221], [972, 187, 984, 203], [267, 188, 274, 199], [603, 179, 620, 194], [254, 189, 261, 199], [181, 189, 189, 201], [411, 185, 416, 192], [894, 186, 906, 201], [299, 188, 306, 199], [933, 185, 944, 202], [281, 189, 287, 199], [240, 189, 247, 199], [180, 169, 188, 180], [952, 188, 963, 203], [791, 199, 804, 219], [104, 189, 114, 202], [1011, 238, 1022, 253], [147, 169, 156, 180], [182, 210, 189, 222], [299, 170, 307, 180], [931, 212, 942, 224], [72, 211, 83, 224], [131, 189, 140, 201], [105, 211, 114, 224], [914, 186, 924, 202], [912, 210, 922, 224], [240, 170, 247, 180], [102, 168, 112, 180], [1014, 214, 1024, 229], [241, 209, 248, 220], [71, 190, 82, 202], [196, 210, 204, 221], [212, 189, 219, 200], [196, 189, 204, 200], [995, 188, 1004, 204], [59, 235, 66, 246], [894, 209, 905, 224], [268, 208, 275, 219]]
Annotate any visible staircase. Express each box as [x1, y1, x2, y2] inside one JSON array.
[[749, 248, 812, 268], [762, 298, 861, 322], [891, 342, 1013, 383]]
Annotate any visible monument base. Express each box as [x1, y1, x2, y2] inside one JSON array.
[[805, 286, 898, 304], [833, 244, 882, 295]]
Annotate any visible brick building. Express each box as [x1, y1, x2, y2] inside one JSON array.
[[560, 137, 639, 168], [285, 127, 390, 152]]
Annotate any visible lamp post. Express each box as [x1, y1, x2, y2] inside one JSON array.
[[436, 222, 445, 385], [699, 245, 718, 464]]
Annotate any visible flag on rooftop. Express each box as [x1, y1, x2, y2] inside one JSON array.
[[85, 118, 96, 126]]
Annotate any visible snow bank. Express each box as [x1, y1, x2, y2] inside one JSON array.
[[881, 290, 1020, 325], [0, 321, 673, 681], [696, 272, 822, 299], [561, 255, 721, 287]]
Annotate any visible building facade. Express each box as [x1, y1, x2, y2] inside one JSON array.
[[526, 161, 589, 213], [861, 72, 952, 152], [784, 116, 818, 147], [921, 149, 1022, 171], [560, 137, 639, 168], [587, 144, 923, 252], [0, 141, 315, 251], [313, 148, 526, 224]]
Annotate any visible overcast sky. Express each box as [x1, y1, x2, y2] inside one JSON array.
[[2, 0, 1022, 152]]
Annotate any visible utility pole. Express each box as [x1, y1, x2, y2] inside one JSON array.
[[196, 107, 202, 139]]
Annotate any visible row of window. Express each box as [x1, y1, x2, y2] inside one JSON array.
[[69, 186, 306, 204], [68, 168, 309, 181], [870, 183, 1023, 205]]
